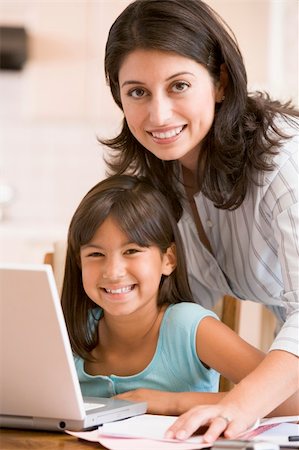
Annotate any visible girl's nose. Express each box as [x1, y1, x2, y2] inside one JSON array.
[[102, 255, 125, 280], [148, 94, 172, 125]]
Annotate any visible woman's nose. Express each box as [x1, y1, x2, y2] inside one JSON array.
[[102, 255, 125, 280], [148, 94, 172, 125]]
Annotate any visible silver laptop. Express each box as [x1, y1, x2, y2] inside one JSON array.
[[0, 263, 147, 431]]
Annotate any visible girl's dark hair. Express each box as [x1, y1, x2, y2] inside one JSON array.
[[101, 0, 298, 212], [61, 174, 193, 360]]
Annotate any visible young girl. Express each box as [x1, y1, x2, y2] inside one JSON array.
[[61, 174, 264, 416], [101, 0, 299, 442]]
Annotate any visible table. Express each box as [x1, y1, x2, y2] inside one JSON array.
[[0, 428, 105, 450]]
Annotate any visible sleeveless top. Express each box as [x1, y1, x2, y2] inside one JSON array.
[[75, 302, 220, 397]]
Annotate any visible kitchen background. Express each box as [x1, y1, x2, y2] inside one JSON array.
[[0, 0, 298, 350]]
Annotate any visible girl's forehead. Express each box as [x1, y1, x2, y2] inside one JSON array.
[[91, 214, 144, 240], [96, 215, 123, 233], [81, 216, 128, 245]]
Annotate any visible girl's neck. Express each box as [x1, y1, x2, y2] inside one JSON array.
[[85, 304, 168, 377], [99, 303, 167, 350]]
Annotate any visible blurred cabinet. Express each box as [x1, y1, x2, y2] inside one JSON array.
[[0, 221, 67, 265], [0, 1, 125, 123]]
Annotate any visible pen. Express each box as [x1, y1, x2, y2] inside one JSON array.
[[288, 435, 299, 442]]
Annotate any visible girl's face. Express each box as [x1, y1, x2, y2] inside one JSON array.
[[119, 49, 225, 172], [80, 215, 175, 317]]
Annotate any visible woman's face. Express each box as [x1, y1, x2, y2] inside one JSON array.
[[119, 49, 224, 172]]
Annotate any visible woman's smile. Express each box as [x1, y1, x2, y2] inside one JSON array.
[[147, 125, 186, 143]]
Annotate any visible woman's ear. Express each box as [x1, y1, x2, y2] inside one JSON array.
[[215, 63, 228, 103], [162, 243, 177, 276]]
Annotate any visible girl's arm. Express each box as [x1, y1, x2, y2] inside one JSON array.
[[195, 316, 265, 385], [114, 388, 227, 415], [115, 315, 266, 415]]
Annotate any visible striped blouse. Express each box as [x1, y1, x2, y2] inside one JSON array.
[[178, 121, 298, 357]]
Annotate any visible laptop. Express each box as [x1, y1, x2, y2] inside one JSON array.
[[0, 263, 147, 431]]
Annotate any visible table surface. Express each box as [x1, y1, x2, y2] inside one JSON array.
[[0, 428, 105, 450]]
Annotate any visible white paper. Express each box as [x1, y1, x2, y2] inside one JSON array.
[[66, 414, 299, 450], [99, 414, 200, 443]]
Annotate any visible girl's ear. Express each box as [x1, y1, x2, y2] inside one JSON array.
[[215, 63, 228, 103], [162, 243, 177, 276]]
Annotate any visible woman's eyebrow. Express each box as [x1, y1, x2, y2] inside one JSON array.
[[121, 79, 145, 88], [166, 71, 195, 81], [121, 71, 195, 88]]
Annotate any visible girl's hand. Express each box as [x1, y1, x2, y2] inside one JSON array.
[[164, 404, 257, 443]]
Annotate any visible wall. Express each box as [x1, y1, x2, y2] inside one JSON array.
[[0, 0, 297, 349], [0, 1, 125, 261]]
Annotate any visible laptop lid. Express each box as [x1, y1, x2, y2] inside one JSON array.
[[0, 263, 147, 431]]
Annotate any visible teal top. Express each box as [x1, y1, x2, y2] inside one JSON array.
[[75, 302, 220, 397]]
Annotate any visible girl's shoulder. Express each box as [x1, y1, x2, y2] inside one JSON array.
[[165, 302, 218, 325]]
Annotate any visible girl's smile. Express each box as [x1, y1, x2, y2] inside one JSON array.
[[103, 285, 134, 295], [99, 283, 137, 305], [119, 49, 225, 172]]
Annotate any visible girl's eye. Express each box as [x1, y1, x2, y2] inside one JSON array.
[[124, 248, 140, 255], [87, 252, 103, 257], [172, 81, 190, 93], [128, 88, 147, 98]]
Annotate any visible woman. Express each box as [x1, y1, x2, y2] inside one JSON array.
[[100, 0, 299, 443]]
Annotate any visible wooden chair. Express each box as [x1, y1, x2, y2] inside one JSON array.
[[44, 245, 240, 392], [217, 295, 240, 391], [44, 252, 54, 266], [44, 242, 66, 295]]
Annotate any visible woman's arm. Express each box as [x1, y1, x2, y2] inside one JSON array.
[[165, 349, 299, 442], [165, 142, 299, 442]]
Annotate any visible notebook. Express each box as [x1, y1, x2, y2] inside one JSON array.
[[0, 263, 147, 431]]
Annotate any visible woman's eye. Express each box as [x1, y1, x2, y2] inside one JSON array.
[[172, 81, 190, 93], [128, 88, 147, 98]]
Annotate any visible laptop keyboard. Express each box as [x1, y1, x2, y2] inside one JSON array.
[[84, 402, 105, 411]]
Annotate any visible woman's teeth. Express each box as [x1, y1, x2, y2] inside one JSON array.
[[151, 126, 183, 139]]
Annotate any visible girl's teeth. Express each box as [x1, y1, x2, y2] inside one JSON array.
[[105, 286, 133, 294], [151, 126, 183, 139]]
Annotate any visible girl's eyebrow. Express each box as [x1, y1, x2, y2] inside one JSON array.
[[81, 240, 138, 250], [81, 243, 101, 250], [120, 71, 195, 88]]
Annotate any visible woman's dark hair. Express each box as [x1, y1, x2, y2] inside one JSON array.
[[61, 174, 193, 360], [101, 0, 298, 212]]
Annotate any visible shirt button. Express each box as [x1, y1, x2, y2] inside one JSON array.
[[206, 219, 213, 227]]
